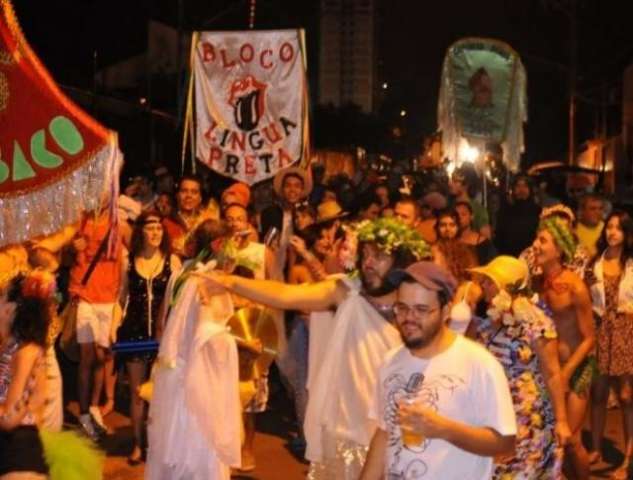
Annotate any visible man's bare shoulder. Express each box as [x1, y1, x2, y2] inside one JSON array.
[[560, 269, 588, 292]]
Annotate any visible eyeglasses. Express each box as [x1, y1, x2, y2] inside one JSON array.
[[392, 303, 440, 318]]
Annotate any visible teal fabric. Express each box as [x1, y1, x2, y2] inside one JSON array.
[[449, 40, 518, 142]]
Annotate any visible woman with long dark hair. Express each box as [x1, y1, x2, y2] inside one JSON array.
[[586, 210, 633, 477], [455, 200, 497, 264], [117, 210, 181, 464], [0, 274, 51, 479], [431, 208, 478, 284]]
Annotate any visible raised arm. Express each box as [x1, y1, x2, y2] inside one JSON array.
[[32, 223, 79, 253], [196, 271, 346, 312]]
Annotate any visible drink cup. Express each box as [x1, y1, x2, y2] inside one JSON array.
[[399, 398, 424, 448], [400, 426, 424, 448]]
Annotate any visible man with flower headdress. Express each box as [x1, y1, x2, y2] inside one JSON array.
[[195, 217, 431, 479], [532, 216, 596, 480]]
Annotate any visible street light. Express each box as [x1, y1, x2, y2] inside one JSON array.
[[382, 82, 388, 90], [458, 140, 479, 163], [400, 109, 407, 117]]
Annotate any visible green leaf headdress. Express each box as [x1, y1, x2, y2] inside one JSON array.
[[538, 217, 577, 264]]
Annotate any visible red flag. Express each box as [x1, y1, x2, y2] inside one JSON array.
[[0, 0, 121, 247]]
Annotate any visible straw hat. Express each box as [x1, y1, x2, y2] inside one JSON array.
[[315, 200, 348, 224], [469, 256, 528, 290], [273, 166, 312, 199]]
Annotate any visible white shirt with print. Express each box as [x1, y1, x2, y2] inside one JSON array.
[[369, 335, 517, 480]]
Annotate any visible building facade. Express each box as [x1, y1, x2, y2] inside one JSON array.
[[318, 0, 378, 113]]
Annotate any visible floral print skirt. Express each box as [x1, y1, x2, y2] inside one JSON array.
[[493, 371, 562, 479]]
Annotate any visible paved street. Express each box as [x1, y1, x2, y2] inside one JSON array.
[[61, 357, 308, 480], [94, 402, 628, 479], [59, 355, 629, 479], [97, 395, 308, 480], [99, 409, 308, 480]]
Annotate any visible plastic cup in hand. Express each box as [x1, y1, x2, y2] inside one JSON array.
[[400, 425, 424, 448], [399, 398, 424, 448]]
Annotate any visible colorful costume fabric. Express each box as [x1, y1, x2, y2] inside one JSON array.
[[596, 274, 633, 376], [586, 255, 633, 376], [0, 340, 45, 477], [0, 0, 122, 248], [476, 309, 563, 479]]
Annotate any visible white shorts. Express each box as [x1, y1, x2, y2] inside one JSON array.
[[76, 301, 116, 348]]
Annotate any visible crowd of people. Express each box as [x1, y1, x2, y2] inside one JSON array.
[[0, 158, 631, 480]]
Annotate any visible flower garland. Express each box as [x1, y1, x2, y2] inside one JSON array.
[[487, 285, 556, 348], [540, 204, 575, 222], [355, 217, 432, 259], [169, 238, 262, 306], [337, 217, 432, 274]]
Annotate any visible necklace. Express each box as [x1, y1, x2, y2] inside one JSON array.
[[543, 263, 564, 289], [136, 253, 165, 338]]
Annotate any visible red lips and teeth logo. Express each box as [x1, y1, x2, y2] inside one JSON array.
[[229, 75, 267, 132]]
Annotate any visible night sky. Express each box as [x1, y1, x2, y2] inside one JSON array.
[[11, 0, 633, 168]]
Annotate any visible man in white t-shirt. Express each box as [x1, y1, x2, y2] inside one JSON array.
[[361, 262, 517, 480]]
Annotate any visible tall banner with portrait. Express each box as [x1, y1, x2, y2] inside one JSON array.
[[438, 38, 527, 171], [193, 29, 309, 185], [0, 0, 122, 248]]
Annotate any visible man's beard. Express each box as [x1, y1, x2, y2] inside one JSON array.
[[399, 319, 443, 350], [360, 270, 396, 297]]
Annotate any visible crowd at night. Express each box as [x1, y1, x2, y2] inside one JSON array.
[[4, 1, 633, 479]]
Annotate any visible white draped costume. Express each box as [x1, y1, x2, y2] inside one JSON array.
[[305, 276, 402, 479], [146, 268, 241, 480]]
